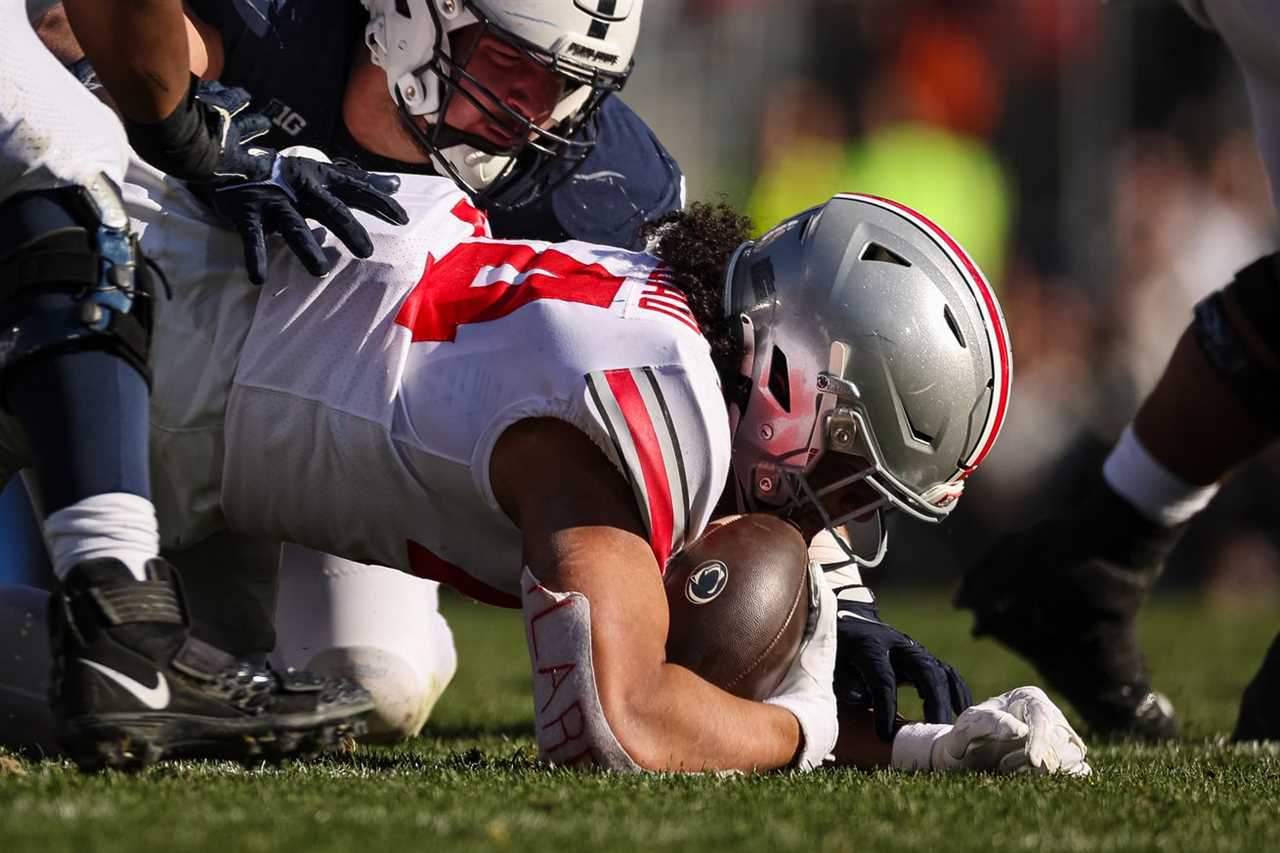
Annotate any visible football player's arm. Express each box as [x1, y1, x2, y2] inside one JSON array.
[[491, 417, 803, 772], [61, 0, 194, 122], [36, 3, 220, 94]]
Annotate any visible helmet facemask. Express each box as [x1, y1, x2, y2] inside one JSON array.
[[382, 1, 630, 210], [731, 340, 960, 569]]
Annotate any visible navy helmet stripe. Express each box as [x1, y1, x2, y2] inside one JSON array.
[[587, 0, 616, 38]]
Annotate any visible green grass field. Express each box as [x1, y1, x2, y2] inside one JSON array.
[[3, 593, 1279, 853]]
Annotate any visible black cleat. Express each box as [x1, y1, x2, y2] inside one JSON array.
[[50, 558, 373, 771], [1234, 630, 1280, 742], [955, 473, 1181, 741]]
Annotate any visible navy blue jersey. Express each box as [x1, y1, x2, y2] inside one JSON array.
[[184, 0, 683, 249]]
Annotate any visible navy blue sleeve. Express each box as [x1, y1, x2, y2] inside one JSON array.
[[487, 97, 685, 251], [185, 0, 365, 155], [185, 0, 253, 55]]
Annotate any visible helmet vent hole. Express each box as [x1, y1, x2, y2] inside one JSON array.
[[943, 304, 966, 348], [767, 346, 791, 413], [905, 412, 935, 446], [395, 0, 412, 18], [860, 242, 911, 267]]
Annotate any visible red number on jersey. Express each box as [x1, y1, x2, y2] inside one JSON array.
[[394, 242, 627, 343]]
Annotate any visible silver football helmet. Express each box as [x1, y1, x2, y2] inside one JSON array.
[[724, 193, 1012, 566], [362, 0, 641, 208]]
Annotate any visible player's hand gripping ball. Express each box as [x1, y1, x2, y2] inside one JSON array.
[[664, 515, 811, 700]]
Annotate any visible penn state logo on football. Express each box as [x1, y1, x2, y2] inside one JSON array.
[[685, 561, 729, 605]]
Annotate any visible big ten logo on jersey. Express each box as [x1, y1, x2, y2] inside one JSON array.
[[262, 97, 307, 136]]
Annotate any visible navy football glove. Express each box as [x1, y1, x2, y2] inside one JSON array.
[[835, 599, 973, 742], [192, 82, 409, 284], [126, 78, 409, 284], [123, 76, 272, 184], [206, 152, 409, 285]]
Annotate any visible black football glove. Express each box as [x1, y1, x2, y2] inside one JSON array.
[[206, 152, 409, 285], [122, 76, 272, 184], [125, 78, 409, 284], [835, 598, 973, 742]]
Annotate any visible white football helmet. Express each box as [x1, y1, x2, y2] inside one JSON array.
[[723, 194, 1012, 566], [361, 0, 641, 207]]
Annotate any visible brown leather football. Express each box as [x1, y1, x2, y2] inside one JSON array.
[[664, 514, 810, 701]]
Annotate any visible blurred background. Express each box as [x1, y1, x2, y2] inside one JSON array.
[[4, 0, 1279, 614], [620, 0, 1280, 608]]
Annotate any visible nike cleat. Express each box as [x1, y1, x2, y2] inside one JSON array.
[[50, 558, 374, 771], [954, 473, 1182, 741]]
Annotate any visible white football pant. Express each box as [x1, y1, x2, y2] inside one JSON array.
[[272, 546, 458, 744]]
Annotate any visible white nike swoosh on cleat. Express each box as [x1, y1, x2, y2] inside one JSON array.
[[81, 660, 170, 709]]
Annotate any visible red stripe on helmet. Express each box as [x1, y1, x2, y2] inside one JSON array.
[[838, 193, 1011, 473]]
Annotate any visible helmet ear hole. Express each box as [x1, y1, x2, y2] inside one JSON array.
[[767, 346, 791, 413]]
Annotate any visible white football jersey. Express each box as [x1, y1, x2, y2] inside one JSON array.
[[219, 174, 731, 605]]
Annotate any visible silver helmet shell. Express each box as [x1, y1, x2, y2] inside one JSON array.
[[724, 193, 1011, 564]]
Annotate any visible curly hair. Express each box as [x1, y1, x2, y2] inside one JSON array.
[[641, 200, 752, 383]]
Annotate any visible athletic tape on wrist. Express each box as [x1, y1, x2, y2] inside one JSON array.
[[521, 568, 640, 772]]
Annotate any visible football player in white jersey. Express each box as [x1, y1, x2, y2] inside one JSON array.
[[27, 0, 979, 748], [0, 152, 1089, 772]]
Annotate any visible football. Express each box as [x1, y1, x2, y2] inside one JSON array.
[[663, 514, 811, 701]]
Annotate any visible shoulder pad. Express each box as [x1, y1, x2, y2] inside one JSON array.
[[549, 98, 685, 250]]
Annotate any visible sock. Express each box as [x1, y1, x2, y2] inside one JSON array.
[[43, 493, 159, 581], [1103, 425, 1219, 527]]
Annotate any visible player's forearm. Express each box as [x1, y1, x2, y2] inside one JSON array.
[[612, 663, 803, 772], [62, 0, 190, 121], [828, 706, 894, 769]]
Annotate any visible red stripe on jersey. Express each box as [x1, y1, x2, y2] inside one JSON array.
[[450, 198, 489, 237], [852, 194, 1011, 472], [408, 539, 519, 608], [603, 369, 676, 569]]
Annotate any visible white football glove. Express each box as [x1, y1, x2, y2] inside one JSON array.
[[891, 686, 1091, 776], [764, 560, 839, 770]]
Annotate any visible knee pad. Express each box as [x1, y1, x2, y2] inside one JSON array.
[[0, 174, 161, 396], [1193, 252, 1280, 432], [521, 568, 640, 771]]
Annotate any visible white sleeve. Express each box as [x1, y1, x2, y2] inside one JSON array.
[[581, 364, 730, 568]]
